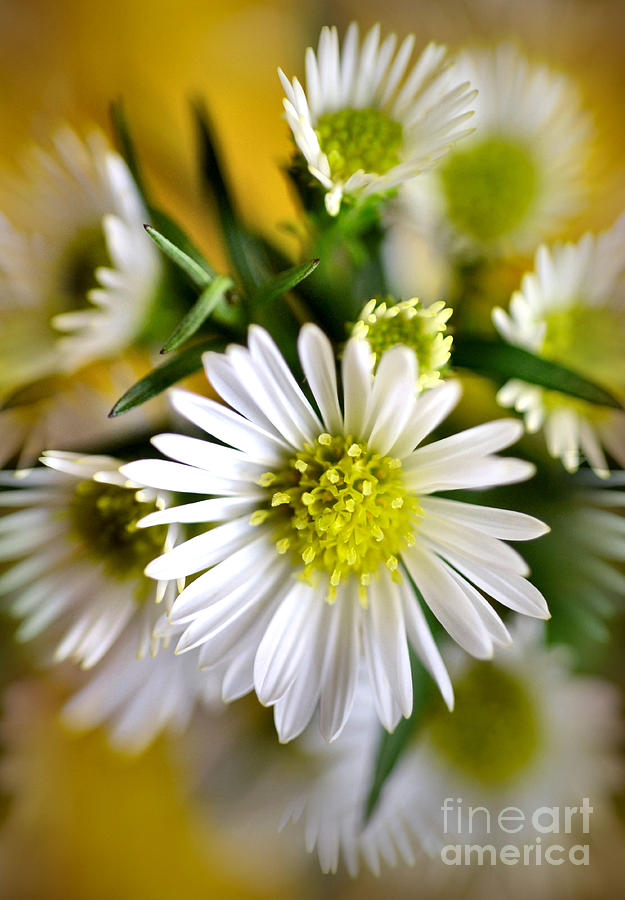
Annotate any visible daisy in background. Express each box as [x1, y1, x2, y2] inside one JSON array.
[[279, 23, 476, 216], [123, 323, 549, 744], [351, 297, 453, 391], [0, 127, 162, 464], [279, 623, 622, 885], [385, 42, 593, 285], [0, 453, 212, 753], [493, 215, 625, 475]]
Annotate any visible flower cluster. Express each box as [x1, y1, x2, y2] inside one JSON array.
[[0, 19, 623, 890]]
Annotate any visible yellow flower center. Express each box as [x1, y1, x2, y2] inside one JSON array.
[[69, 480, 167, 591], [353, 298, 453, 390], [541, 304, 625, 397], [429, 662, 540, 786], [315, 108, 403, 182], [54, 224, 111, 318], [440, 135, 539, 243], [253, 434, 420, 602]]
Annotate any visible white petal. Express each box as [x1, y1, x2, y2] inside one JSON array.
[[420, 497, 549, 540], [366, 573, 413, 717], [145, 516, 255, 579], [402, 546, 494, 658], [398, 580, 453, 710], [150, 433, 267, 481], [254, 582, 321, 705], [170, 389, 288, 466], [318, 581, 360, 741], [439, 546, 550, 619], [298, 324, 343, 433], [342, 338, 372, 437]]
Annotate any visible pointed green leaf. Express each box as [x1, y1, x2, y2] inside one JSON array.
[[110, 99, 150, 204], [145, 224, 214, 289], [109, 338, 224, 417], [193, 101, 269, 295], [253, 258, 320, 305], [363, 650, 434, 823], [161, 275, 234, 353], [453, 338, 622, 409]]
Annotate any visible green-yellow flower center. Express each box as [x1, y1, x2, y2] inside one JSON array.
[[353, 299, 453, 390], [253, 434, 421, 602], [69, 480, 167, 590], [315, 108, 403, 181], [54, 224, 111, 317], [541, 304, 625, 397], [429, 662, 540, 786], [440, 135, 539, 243]]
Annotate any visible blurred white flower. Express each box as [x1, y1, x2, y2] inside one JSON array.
[[279, 23, 475, 215], [0, 127, 162, 463], [0, 452, 215, 752], [387, 43, 593, 265], [123, 324, 548, 744], [282, 623, 622, 882], [493, 215, 625, 475]]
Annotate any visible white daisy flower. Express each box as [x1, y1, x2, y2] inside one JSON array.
[[0, 127, 160, 392], [122, 324, 549, 743], [0, 452, 219, 752], [0, 451, 177, 669], [493, 215, 625, 475], [281, 623, 622, 879], [360, 622, 623, 882], [352, 297, 453, 390], [0, 127, 162, 463], [392, 43, 593, 258], [279, 23, 475, 215]]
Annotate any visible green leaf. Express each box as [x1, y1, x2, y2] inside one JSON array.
[[193, 101, 269, 295], [363, 650, 434, 822], [253, 258, 320, 305], [161, 275, 234, 353], [453, 337, 622, 409], [109, 338, 224, 417], [110, 99, 150, 204], [145, 224, 214, 290]]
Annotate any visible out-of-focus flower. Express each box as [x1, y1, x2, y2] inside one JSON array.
[[122, 324, 549, 744], [281, 623, 622, 882], [0, 452, 176, 668], [493, 215, 625, 475], [0, 452, 220, 752], [0, 127, 162, 464], [352, 297, 453, 390], [279, 23, 475, 215], [62, 618, 222, 755], [391, 43, 592, 260]]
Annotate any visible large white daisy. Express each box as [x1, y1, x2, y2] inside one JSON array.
[[0, 127, 161, 463], [493, 215, 625, 475], [279, 23, 475, 215], [280, 623, 622, 882], [390, 43, 593, 260], [122, 324, 549, 743]]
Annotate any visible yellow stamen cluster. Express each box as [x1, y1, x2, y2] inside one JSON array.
[[253, 433, 421, 603], [429, 662, 540, 786], [315, 107, 403, 181], [353, 298, 453, 390], [69, 480, 166, 593]]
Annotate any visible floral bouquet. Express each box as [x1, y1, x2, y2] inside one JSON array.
[[0, 20, 623, 898]]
